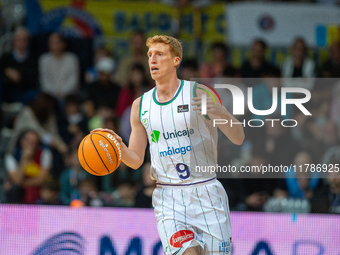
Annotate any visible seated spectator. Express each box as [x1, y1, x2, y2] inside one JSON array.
[[281, 38, 316, 78], [36, 180, 63, 205], [322, 119, 340, 152], [78, 178, 107, 207], [0, 27, 38, 104], [134, 162, 156, 208], [111, 179, 136, 207], [311, 169, 340, 214], [57, 94, 88, 149], [85, 46, 112, 84], [39, 33, 80, 100], [319, 41, 340, 77], [200, 42, 230, 78], [327, 170, 340, 213], [179, 59, 199, 80], [251, 67, 292, 119], [88, 104, 116, 131], [4, 130, 52, 204], [285, 151, 320, 199], [103, 117, 119, 132], [7, 93, 68, 155], [251, 118, 300, 168], [85, 57, 121, 118], [241, 39, 274, 79], [115, 30, 151, 85], [238, 152, 287, 211], [116, 63, 152, 117], [59, 149, 92, 205], [119, 105, 132, 144], [281, 38, 315, 90]]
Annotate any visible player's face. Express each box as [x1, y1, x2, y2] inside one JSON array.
[[147, 43, 180, 81]]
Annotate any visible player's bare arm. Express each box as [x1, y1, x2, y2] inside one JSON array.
[[192, 87, 245, 145], [92, 97, 147, 169]]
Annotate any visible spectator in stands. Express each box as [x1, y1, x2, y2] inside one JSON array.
[[59, 149, 92, 205], [111, 179, 136, 207], [39, 33, 80, 100], [79, 178, 107, 207], [241, 39, 273, 79], [57, 94, 88, 150], [7, 93, 67, 155], [319, 41, 340, 77], [116, 63, 151, 117], [250, 67, 292, 119], [330, 79, 340, 125], [200, 42, 230, 78], [85, 46, 112, 84], [282, 38, 315, 78], [134, 162, 156, 208], [251, 117, 300, 169], [85, 57, 121, 119], [311, 169, 340, 214], [0, 27, 38, 104], [285, 151, 320, 199], [327, 170, 340, 213], [281, 38, 316, 90], [36, 180, 63, 205], [179, 59, 199, 80], [323, 119, 340, 152], [115, 30, 151, 85], [119, 105, 132, 144], [238, 151, 287, 211], [4, 130, 52, 204]]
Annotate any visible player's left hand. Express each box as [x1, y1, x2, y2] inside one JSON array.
[[192, 96, 227, 118]]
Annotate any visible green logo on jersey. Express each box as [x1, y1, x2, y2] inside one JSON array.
[[142, 110, 148, 116], [151, 130, 160, 143]]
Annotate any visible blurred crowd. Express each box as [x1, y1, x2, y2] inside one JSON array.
[[0, 26, 339, 214], [135, 0, 340, 7]]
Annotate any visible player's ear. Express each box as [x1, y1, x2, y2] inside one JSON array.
[[174, 57, 181, 68]]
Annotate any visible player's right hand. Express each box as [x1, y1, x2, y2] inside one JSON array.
[[91, 128, 123, 144]]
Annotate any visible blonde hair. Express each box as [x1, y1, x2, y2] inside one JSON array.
[[146, 35, 183, 61]]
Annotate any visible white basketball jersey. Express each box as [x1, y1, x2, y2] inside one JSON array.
[[140, 80, 217, 185]]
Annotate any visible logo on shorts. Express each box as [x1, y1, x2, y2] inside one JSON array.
[[219, 239, 231, 254], [169, 230, 194, 248], [177, 104, 189, 113]]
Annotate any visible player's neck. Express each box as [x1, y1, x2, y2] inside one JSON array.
[[155, 74, 181, 103]]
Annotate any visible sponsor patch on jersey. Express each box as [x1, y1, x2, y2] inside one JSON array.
[[151, 130, 160, 143], [177, 104, 189, 113], [219, 238, 231, 254], [169, 230, 195, 248], [142, 118, 148, 128]]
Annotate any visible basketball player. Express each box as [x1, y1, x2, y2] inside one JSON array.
[[93, 35, 244, 255]]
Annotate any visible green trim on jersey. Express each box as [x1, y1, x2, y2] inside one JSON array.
[[139, 95, 144, 121], [152, 80, 184, 106], [192, 82, 198, 97]]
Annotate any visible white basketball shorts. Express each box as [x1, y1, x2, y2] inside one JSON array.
[[152, 178, 232, 255]]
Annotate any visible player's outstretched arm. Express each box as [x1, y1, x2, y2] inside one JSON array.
[[192, 87, 245, 145], [92, 97, 147, 169]]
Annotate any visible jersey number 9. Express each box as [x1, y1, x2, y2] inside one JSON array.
[[176, 163, 190, 179]]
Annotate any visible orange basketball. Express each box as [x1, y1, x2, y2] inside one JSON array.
[[78, 131, 122, 176]]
